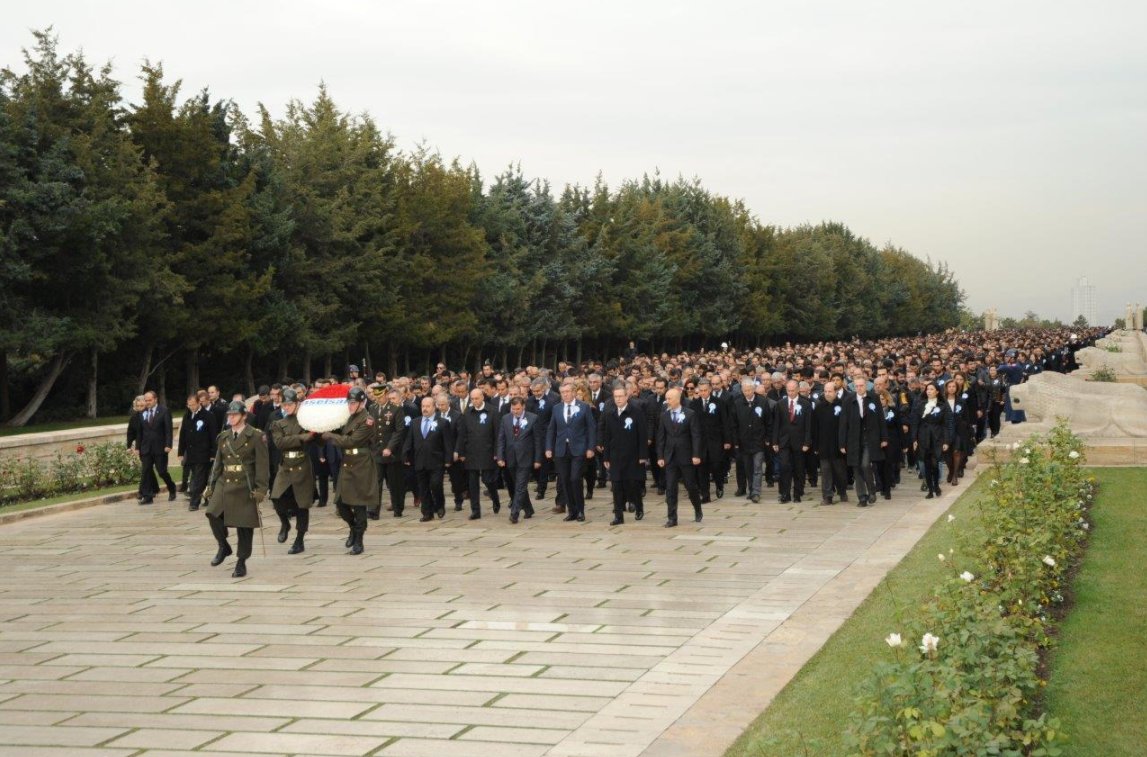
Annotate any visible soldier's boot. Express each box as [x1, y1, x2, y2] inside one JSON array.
[[349, 506, 367, 555], [273, 500, 291, 543], [232, 527, 253, 577], [207, 514, 232, 567], [289, 510, 308, 554], [336, 501, 355, 547]]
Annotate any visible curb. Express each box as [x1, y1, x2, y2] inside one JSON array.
[[0, 489, 137, 527]]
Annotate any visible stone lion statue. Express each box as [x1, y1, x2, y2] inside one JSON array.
[[1010, 372, 1147, 436]]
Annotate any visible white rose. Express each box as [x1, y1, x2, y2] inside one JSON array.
[[919, 633, 940, 654], [885, 633, 903, 648]]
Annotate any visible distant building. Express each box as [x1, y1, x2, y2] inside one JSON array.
[[1070, 276, 1098, 326]]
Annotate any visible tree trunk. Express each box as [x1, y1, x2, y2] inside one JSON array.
[[0, 348, 8, 421], [157, 364, 168, 408], [186, 346, 200, 395], [137, 342, 154, 395], [244, 348, 255, 397], [440, 343, 447, 367], [323, 353, 332, 379], [540, 337, 548, 369], [86, 348, 99, 419], [277, 351, 289, 383], [402, 346, 410, 375], [302, 348, 312, 385], [388, 345, 398, 379], [6, 352, 72, 427], [576, 337, 583, 366], [530, 338, 537, 365]]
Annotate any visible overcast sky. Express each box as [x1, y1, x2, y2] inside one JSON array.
[[4, 1, 1145, 325]]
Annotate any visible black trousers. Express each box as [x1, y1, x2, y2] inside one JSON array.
[[207, 513, 252, 560], [416, 467, 446, 518], [467, 468, 502, 515], [140, 452, 175, 497], [383, 461, 406, 515], [186, 461, 210, 509], [336, 501, 368, 538], [648, 442, 664, 488], [698, 458, 724, 497], [777, 447, 806, 499], [507, 464, 534, 517], [852, 447, 877, 501], [554, 455, 586, 517], [611, 479, 643, 517], [273, 489, 309, 535], [805, 449, 819, 485], [446, 462, 466, 506], [819, 454, 848, 501], [664, 462, 701, 521], [533, 457, 553, 496]]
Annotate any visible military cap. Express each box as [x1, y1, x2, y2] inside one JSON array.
[[226, 400, 247, 415]]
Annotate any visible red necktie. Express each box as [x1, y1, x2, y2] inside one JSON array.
[[789, 400, 795, 423]]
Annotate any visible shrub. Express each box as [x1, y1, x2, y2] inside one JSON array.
[[0, 442, 141, 506], [846, 420, 1091, 756], [1090, 366, 1117, 382]]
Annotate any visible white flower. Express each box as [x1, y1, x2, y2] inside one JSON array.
[[1081, 522, 1090, 530], [919, 633, 940, 654], [885, 633, 903, 648], [960, 571, 975, 582], [1024, 447, 1031, 454], [1019, 457, 1030, 464], [947, 514, 956, 522], [1012, 442, 1021, 449], [990, 479, 998, 487], [1042, 555, 1056, 567], [938, 553, 946, 562], [1068, 450, 1080, 459]]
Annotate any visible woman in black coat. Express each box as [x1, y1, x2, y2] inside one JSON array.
[[943, 378, 974, 486], [911, 382, 953, 499]]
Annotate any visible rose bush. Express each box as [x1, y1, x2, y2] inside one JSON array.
[[0, 442, 140, 506]]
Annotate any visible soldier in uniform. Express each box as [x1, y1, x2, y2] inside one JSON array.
[[204, 401, 269, 578], [269, 388, 315, 554], [369, 385, 407, 518], [323, 386, 378, 555]]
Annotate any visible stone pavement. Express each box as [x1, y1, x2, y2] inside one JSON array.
[[0, 476, 966, 757]]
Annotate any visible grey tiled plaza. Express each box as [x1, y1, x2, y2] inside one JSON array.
[[0, 479, 964, 756]]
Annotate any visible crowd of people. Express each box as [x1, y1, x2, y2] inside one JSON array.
[[124, 326, 1106, 577]]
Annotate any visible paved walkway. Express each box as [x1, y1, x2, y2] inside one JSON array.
[[0, 476, 967, 757]]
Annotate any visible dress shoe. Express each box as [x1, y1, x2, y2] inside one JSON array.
[[576, 514, 585, 522], [635, 510, 644, 521], [492, 503, 501, 514], [750, 495, 760, 503], [345, 534, 354, 548], [468, 513, 481, 520], [510, 514, 519, 524], [663, 519, 677, 528], [627, 503, 635, 513], [524, 509, 534, 519], [882, 493, 892, 500], [715, 486, 724, 498], [210, 543, 232, 566], [934, 486, 943, 496], [656, 488, 666, 496], [349, 540, 364, 556], [168, 490, 177, 501], [693, 510, 703, 523], [231, 560, 247, 578], [840, 494, 850, 503], [793, 496, 802, 503], [317, 500, 328, 507], [609, 516, 623, 526], [436, 507, 446, 518], [562, 515, 577, 522], [734, 489, 746, 497], [821, 498, 833, 506], [925, 491, 935, 499], [188, 505, 199, 512], [552, 506, 566, 514], [288, 538, 305, 555], [385, 504, 393, 511], [700, 496, 711, 505], [277, 524, 290, 543], [139, 497, 153, 505], [419, 516, 433, 522], [368, 510, 380, 520], [535, 489, 545, 500], [920, 482, 929, 492], [177, 483, 188, 493], [454, 503, 463, 512], [778, 496, 790, 504]]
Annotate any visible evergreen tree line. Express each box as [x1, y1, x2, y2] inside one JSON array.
[[0, 32, 963, 426]]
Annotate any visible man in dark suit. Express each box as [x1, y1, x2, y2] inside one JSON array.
[[600, 384, 648, 525], [178, 392, 218, 512], [496, 397, 542, 523], [434, 394, 465, 511], [455, 388, 502, 520], [526, 379, 560, 505], [772, 380, 812, 503], [730, 378, 771, 503], [839, 380, 889, 507], [405, 397, 450, 521], [545, 383, 597, 522], [137, 390, 176, 504], [657, 387, 703, 527], [689, 379, 732, 503], [811, 381, 849, 505]]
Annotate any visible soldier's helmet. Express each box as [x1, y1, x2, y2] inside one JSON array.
[[347, 387, 368, 403], [281, 387, 299, 404], [226, 400, 247, 415]]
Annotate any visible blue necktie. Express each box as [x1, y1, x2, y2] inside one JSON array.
[[422, 418, 430, 438]]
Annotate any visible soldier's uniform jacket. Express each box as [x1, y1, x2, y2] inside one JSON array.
[[269, 413, 315, 508], [328, 407, 379, 506], [205, 424, 269, 528], [369, 402, 406, 464]]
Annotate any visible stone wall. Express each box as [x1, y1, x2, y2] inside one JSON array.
[[0, 419, 182, 467]]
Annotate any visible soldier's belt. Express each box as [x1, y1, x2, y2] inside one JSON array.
[[282, 451, 305, 460], [224, 464, 245, 472], [344, 448, 365, 456]]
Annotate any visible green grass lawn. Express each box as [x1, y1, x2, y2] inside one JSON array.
[[725, 476, 989, 757], [1044, 467, 1147, 756], [0, 415, 131, 437], [725, 467, 1146, 757], [0, 467, 184, 514]]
